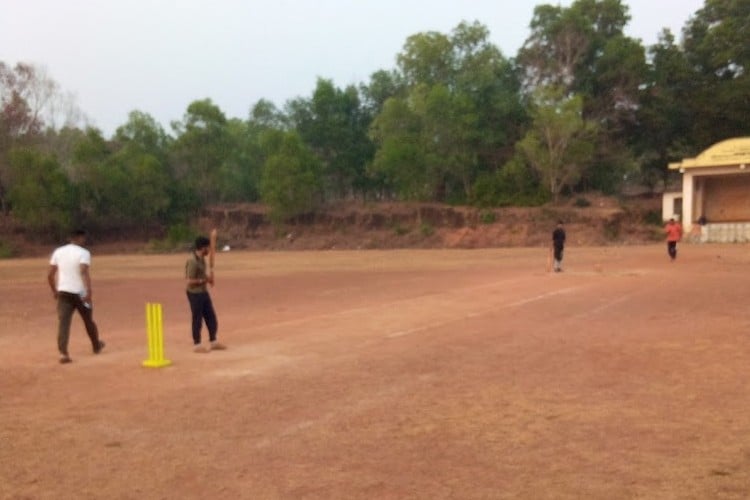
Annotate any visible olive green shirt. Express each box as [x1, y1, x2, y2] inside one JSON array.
[[185, 254, 208, 293]]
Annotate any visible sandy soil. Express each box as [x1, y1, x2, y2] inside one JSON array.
[[1, 244, 750, 499]]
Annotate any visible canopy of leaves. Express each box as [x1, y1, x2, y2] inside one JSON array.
[[5, 1, 750, 239]]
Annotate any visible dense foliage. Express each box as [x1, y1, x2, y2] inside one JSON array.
[[1, 0, 749, 239]]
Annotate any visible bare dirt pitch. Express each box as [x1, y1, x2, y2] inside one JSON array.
[[2, 245, 750, 499]]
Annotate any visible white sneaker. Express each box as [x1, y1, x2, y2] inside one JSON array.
[[194, 344, 210, 353]]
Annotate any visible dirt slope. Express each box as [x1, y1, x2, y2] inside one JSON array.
[[198, 195, 663, 252], [0, 195, 663, 257]]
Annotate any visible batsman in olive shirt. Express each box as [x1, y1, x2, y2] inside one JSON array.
[[185, 236, 226, 353]]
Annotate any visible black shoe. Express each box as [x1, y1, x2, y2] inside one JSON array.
[[94, 340, 105, 354], [59, 355, 72, 364]]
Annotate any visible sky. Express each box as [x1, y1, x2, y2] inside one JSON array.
[[1, 0, 705, 136]]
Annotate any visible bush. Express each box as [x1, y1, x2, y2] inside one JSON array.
[[148, 223, 195, 252], [479, 211, 496, 224], [470, 159, 548, 208], [643, 210, 663, 226], [393, 223, 410, 236], [0, 242, 15, 259], [603, 218, 621, 240], [419, 222, 435, 237]]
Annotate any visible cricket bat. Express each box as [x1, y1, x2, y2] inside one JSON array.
[[209, 228, 217, 287]]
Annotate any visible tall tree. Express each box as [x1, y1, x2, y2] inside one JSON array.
[[0, 63, 44, 213], [516, 87, 598, 202], [0, 62, 85, 214], [8, 149, 74, 238], [681, 0, 750, 147], [359, 70, 405, 118], [114, 110, 171, 161], [371, 21, 525, 203], [217, 118, 262, 202], [170, 99, 232, 205], [218, 99, 291, 203], [69, 127, 111, 227], [287, 79, 374, 200], [369, 96, 428, 200], [517, 1, 647, 193], [259, 130, 322, 224], [632, 30, 695, 191], [110, 111, 174, 227]]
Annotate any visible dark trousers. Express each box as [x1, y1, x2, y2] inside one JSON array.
[[667, 241, 677, 259], [57, 292, 100, 355], [186, 291, 218, 345], [553, 245, 564, 262]]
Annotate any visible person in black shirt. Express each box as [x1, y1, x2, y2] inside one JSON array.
[[552, 221, 566, 272]]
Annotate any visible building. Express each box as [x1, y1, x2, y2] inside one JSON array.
[[664, 137, 750, 243]]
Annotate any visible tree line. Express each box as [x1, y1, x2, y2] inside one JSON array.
[[1, 0, 749, 240]]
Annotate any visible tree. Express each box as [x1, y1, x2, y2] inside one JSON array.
[[260, 130, 322, 224], [170, 99, 232, 205], [216, 99, 291, 203], [217, 118, 262, 202], [69, 127, 111, 227], [398, 30, 454, 88], [517, 1, 647, 193], [370, 21, 525, 203], [114, 111, 171, 161], [249, 98, 288, 130], [8, 149, 74, 238], [359, 70, 405, 118], [681, 0, 750, 147], [414, 83, 477, 200], [110, 112, 174, 227], [632, 30, 695, 191], [0, 62, 85, 214], [516, 87, 597, 202], [287, 79, 374, 200], [369, 97, 428, 199]]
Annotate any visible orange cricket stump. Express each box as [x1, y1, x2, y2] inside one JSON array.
[[143, 302, 172, 368]]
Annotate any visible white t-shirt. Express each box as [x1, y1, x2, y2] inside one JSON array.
[[50, 243, 91, 294]]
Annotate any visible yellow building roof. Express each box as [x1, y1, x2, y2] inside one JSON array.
[[668, 137, 750, 170]]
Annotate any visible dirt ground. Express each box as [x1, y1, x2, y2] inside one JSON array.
[[2, 244, 750, 499]]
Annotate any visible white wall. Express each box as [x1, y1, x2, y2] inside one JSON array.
[[662, 192, 682, 222]]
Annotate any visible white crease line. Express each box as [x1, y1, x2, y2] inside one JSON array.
[[501, 286, 581, 308], [568, 291, 635, 319], [386, 320, 450, 339], [251, 277, 533, 332], [386, 286, 581, 339]]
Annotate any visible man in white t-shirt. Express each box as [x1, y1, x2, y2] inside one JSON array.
[[47, 229, 104, 364]]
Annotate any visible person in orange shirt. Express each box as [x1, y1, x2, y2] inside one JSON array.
[[665, 218, 683, 261]]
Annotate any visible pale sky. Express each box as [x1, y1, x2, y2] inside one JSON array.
[[1, 0, 704, 136]]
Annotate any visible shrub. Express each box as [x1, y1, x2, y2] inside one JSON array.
[[643, 210, 663, 226], [419, 222, 435, 237], [0, 242, 14, 259], [479, 211, 496, 224], [393, 223, 410, 236], [148, 223, 195, 252], [603, 219, 621, 240]]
